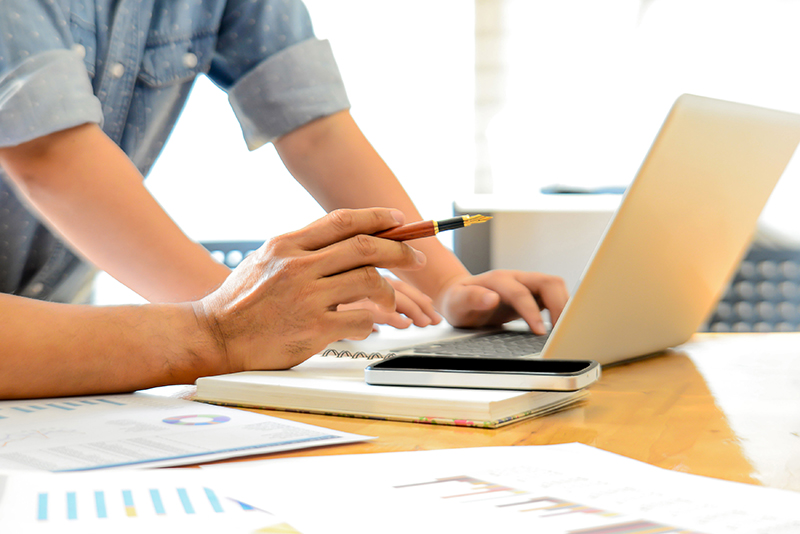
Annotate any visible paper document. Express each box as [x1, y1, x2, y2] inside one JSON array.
[[210, 443, 800, 534], [0, 467, 302, 533], [0, 392, 370, 471]]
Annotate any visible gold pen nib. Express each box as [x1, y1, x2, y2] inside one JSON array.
[[463, 214, 493, 226]]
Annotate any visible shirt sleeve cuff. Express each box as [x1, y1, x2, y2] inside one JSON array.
[[0, 49, 103, 148], [228, 39, 350, 150]]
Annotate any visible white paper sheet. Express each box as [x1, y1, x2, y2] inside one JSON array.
[[0, 392, 371, 471], [209, 443, 800, 534]]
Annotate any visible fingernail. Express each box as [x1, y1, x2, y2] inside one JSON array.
[[415, 249, 427, 264], [533, 321, 546, 335], [390, 210, 405, 225]]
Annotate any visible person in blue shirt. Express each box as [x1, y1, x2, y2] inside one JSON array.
[[0, 0, 568, 376]]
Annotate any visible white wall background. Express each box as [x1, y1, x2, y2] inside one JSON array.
[[145, 0, 475, 243], [96, 0, 800, 303], [95, 1, 474, 304], [488, 0, 800, 244]]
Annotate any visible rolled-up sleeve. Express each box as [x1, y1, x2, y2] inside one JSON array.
[[0, 49, 102, 148], [228, 38, 350, 150]]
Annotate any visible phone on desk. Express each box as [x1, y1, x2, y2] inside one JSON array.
[[364, 356, 600, 391]]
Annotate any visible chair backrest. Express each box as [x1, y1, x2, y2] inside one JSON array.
[[704, 245, 800, 332], [201, 241, 264, 268]]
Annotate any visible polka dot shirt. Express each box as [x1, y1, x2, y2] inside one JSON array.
[[0, 0, 350, 299]]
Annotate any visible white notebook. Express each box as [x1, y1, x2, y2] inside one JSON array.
[[194, 351, 588, 429]]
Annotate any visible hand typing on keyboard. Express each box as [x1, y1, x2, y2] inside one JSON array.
[[436, 270, 569, 335]]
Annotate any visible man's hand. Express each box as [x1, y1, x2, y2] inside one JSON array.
[[337, 277, 442, 329], [193, 208, 426, 372], [437, 270, 569, 335]]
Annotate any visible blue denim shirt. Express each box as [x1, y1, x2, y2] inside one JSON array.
[[0, 0, 350, 301]]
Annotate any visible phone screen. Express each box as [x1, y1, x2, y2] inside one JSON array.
[[370, 356, 594, 375]]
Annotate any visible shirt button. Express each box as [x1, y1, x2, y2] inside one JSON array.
[[29, 282, 45, 296], [72, 44, 86, 58], [182, 52, 198, 69], [110, 63, 125, 78]]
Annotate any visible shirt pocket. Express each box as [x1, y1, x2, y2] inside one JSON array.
[[138, 32, 216, 87], [69, 19, 98, 79]]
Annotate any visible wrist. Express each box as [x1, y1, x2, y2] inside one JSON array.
[[187, 301, 236, 378]]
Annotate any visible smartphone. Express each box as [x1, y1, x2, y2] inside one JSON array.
[[364, 356, 600, 391]]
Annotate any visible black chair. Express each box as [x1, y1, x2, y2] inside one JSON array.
[[703, 245, 800, 332], [201, 241, 264, 268]]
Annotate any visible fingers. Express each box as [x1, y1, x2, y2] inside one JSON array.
[[313, 234, 425, 278], [443, 271, 569, 333], [338, 299, 414, 329], [475, 271, 568, 333], [322, 267, 396, 311], [388, 278, 442, 327], [292, 208, 405, 251]]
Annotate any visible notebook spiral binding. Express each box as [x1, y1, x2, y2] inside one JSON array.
[[320, 348, 397, 360]]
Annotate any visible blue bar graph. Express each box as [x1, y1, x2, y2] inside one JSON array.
[[150, 489, 166, 515], [177, 488, 195, 514], [31, 484, 255, 522], [45, 403, 73, 411], [37, 493, 48, 521], [204, 487, 224, 513], [122, 490, 136, 517], [95, 491, 107, 519], [96, 398, 126, 406], [66, 492, 77, 520]]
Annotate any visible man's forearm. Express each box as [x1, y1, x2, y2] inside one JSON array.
[[274, 111, 471, 306], [0, 208, 428, 400], [0, 294, 222, 399], [0, 123, 230, 303]]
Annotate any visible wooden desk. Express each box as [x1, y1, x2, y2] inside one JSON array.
[[203, 333, 800, 492]]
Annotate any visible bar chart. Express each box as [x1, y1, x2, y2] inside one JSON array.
[[34, 484, 248, 521], [394, 474, 705, 533], [0, 468, 302, 533]]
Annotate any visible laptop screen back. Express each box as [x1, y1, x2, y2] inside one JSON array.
[[542, 94, 800, 365]]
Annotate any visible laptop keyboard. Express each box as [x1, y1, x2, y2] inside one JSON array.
[[407, 331, 549, 358]]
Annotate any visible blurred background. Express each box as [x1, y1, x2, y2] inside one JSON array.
[[95, 0, 800, 304]]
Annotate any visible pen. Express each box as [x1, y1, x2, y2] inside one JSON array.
[[373, 215, 492, 241]]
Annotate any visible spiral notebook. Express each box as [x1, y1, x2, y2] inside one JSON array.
[[194, 347, 588, 428]]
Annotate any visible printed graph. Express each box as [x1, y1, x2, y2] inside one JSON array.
[[1, 428, 83, 448], [162, 414, 231, 425], [0, 398, 126, 420], [35, 485, 251, 521], [394, 475, 707, 534]]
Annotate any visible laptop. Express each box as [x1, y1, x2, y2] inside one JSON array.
[[392, 94, 800, 366]]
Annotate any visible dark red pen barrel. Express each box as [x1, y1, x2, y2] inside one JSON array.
[[373, 220, 436, 241]]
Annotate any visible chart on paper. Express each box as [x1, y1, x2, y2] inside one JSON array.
[[219, 444, 800, 534], [393, 474, 704, 534], [0, 468, 303, 533], [0, 392, 369, 471]]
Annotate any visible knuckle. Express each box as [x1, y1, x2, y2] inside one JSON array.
[[352, 234, 379, 258], [400, 243, 418, 264], [328, 209, 355, 231], [359, 267, 384, 289], [538, 273, 567, 291], [263, 235, 291, 257], [507, 285, 532, 302]]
